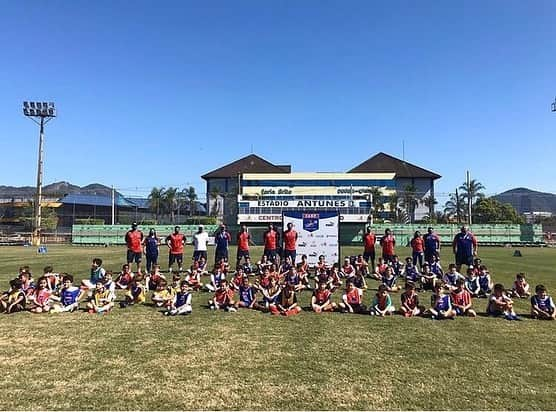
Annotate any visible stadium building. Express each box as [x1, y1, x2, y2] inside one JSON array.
[[202, 153, 441, 228]]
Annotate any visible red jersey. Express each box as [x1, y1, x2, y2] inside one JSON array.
[[283, 230, 297, 251], [126, 230, 143, 253], [264, 230, 278, 250], [345, 288, 362, 305], [214, 288, 234, 305], [167, 233, 185, 254], [237, 232, 250, 251], [363, 233, 376, 252], [411, 237, 424, 253], [451, 289, 471, 307], [313, 289, 331, 305], [380, 235, 396, 255]]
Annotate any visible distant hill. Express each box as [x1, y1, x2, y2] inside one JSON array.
[[0, 181, 121, 200], [493, 188, 556, 214]]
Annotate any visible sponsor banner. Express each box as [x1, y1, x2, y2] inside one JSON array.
[[238, 213, 368, 223], [282, 211, 340, 266]]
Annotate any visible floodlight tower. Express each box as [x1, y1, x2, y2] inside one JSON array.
[[552, 97, 556, 112], [23, 101, 56, 246]]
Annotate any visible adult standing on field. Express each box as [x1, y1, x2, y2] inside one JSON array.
[[214, 224, 232, 264], [125, 222, 144, 272], [380, 228, 396, 264], [166, 226, 186, 272], [263, 223, 280, 263], [236, 224, 251, 266], [142, 228, 160, 273], [423, 226, 441, 264], [410, 230, 425, 269], [362, 226, 376, 271], [192, 225, 209, 262], [453, 225, 477, 272], [283, 222, 298, 263]]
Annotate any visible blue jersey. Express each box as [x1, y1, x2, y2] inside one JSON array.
[[215, 231, 230, 250], [60, 286, 81, 306], [211, 273, 226, 288], [424, 233, 439, 252], [175, 291, 191, 307], [431, 262, 443, 277], [286, 273, 299, 286], [531, 295, 555, 312], [382, 275, 397, 288], [432, 294, 451, 311], [405, 266, 419, 282], [454, 232, 475, 257], [465, 277, 480, 294], [144, 236, 159, 256], [239, 285, 256, 304], [391, 262, 403, 277], [478, 274, 491, 291]]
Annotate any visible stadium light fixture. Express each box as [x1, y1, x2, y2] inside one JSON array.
[[552, 97, 556, 112], [22, 101, 56, 246]]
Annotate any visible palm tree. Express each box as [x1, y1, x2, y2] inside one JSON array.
[[148, 187, 164, 224], [184, 186, 198, 217], [459, 179, 485, 221], [368, 187, 384, 221], [209, 186, 222, 217], [388, 193, 400, 223], [444, 192, 466, 223], [163, 187, 178, 223], [400, 184, 419, 223]]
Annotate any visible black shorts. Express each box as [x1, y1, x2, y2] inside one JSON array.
[[283, 249, 296, 262], [127, 250, 142, 264], [169, 253, 183, 266], [237, 249, 250, 260], [215, 248, 229, 262], [382, 253, 395, 264], [193, 250, 207, 261], [455, 254, 473, 267], [264, 248, 277, 262], [363, 250, 375, 262]]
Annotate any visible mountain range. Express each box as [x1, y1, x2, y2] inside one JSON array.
[[0, 182, 120, 199], [493, 188, 556, 214]]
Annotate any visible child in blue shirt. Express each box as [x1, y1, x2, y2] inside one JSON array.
[[530, 284, 555, 320], [51, 274, 84, 313]]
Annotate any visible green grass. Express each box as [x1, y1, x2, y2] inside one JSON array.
[[0, 245, 555, 410]]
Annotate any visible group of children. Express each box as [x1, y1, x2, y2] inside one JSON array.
[[1, 253, 555, 321]]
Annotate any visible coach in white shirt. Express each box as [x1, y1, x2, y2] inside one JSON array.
[[193, 225, 209, 262]]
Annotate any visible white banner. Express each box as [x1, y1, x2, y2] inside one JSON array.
[[282, 211, 340, 266]]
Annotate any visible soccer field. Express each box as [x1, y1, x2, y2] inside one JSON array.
[[0, 244, 555, 410]]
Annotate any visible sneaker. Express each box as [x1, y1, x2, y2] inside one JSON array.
[[163, 311, 171, 316], [511, 315, 522, 321], [431, 315, 437, 320], [228, 307, 237, 313], [504, 314, 513, 321]]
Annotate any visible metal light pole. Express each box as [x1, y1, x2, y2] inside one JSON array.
[[23, 101, 56, 246]]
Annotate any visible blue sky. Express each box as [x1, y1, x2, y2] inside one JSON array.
[[1, 0, 555, 205]]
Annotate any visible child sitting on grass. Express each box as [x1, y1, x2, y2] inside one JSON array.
[[381, 266, 400, 292], [369, 284, 395, 316], [420, 263, 436, 291], [269, 284, 301, 316], [451, 279, 476, 317], [235, 276, 264, 311], [81, 258, 105, 298], [0, 279, 26, 314], [145, 265, 166, 291], [86, 282, 114, 314], [152, 278, 174, 309], [51, 274, 84, 313], [443, 264, 464, 292], [510, 273, 530, 299], [120, 273, 146, 308], [43, 266, 60, 291], [208, 279, 236, 312], [530, 284, 555, 320], [400, 282, 423, 317], [338, 281, 366, 314], [478, 265, 493, 297], [164, 281, 193, 316], [311, 281, 336, 313], [29, 276, 51, 313], [428, 283, 455, 320], [465, 268, 481, 297], [487, 283, 519, 321], [115, 264, 134, 290]]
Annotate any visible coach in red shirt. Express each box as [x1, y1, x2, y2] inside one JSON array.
[[166, 226, 186, 272], [236, 224, 251, 266], [283, 222, 298, 263], [380, 228, 396, 264], [263, 224, 280, 263], [362, 226, 376, 270], [125, 222, 144, 272]]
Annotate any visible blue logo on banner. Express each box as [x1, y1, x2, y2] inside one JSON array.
[[303, 213, 319, 232]]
